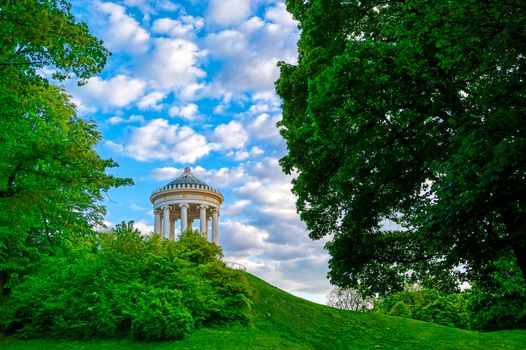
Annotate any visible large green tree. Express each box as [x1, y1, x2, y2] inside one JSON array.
[[0, 0, 132, 293], [276, 0, 526, 295]]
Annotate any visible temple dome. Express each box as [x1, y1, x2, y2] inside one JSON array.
[[166, 166, 208, 187]]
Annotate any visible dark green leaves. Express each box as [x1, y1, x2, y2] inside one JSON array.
[[277, 0, 526, 295]]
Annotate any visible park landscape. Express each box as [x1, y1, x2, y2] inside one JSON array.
[[1, 0, 526, 349]]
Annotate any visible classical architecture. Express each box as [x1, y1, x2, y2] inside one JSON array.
[[150, 167, 223, 244]]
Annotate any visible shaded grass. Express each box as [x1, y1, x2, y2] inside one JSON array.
[[2, 273, 525, 349]]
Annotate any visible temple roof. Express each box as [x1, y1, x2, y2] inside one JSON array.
[[166, 167, 208, 187], [150, 166, 223, 204]]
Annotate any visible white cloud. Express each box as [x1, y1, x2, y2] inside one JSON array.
[[207, 0, 251, 27], [222, 199, 251, 216], [213, 121, 249, 149], [205, 30, 246, 58], [108, 118, 212, 163], [157, 0, 179, 11], [149, 167, 181, 181], [247, 113, 282, 142], [134, 220, 154, 236], [107, 114, 144, 124], [138, 91, 166, 110], [204, 1, 299, 96], [169, 103, 199, 120], [264, 2, 298, 28], [80, 75, 147, 107], [230, 146, 264, 161], [152, 16, 204, 38], [147, 38, 207, 98], [70, 96, 97, 115], [98, 2, 150, 54], [220, 221, 269, 256]]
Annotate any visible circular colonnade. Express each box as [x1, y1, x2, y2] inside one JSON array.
[[150, 167, 223, 244]]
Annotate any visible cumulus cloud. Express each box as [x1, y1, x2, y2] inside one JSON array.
[[138, 91, 166, 110], [169, 103, 199, 120], [247, 113, 282, 142], [205, 2, 299, 95], [205, 30, 246, 58], [228, 146, 264, 161], [98, 1, 150, 54], [70, 96, 97, 115], [134, 220, 154, 236], [207, 0, 251, 27], [79, 75, 147, 107], [213, 121, 249, 149], [106, 114, 144, 124], [146, 38, 207, 98], [222, 199, 251, 216], [152, 16, 204, 38], [220, 221, 269, 256], [107, 118, 212, 163]]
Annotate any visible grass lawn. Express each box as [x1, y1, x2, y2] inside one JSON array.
[[2, 273, 525, 349]]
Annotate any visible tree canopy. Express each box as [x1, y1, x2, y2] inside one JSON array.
[[276, 0, 526, 295], [0, 0, 131, 292]]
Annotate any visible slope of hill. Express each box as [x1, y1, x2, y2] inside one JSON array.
[[2, 273, 525, 349]]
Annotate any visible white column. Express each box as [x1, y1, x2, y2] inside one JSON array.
[[180, 203, 189, 233], [154, 210, 161, 234], [199, 205, 208, 237], [162, 206, 170, 239], [170, 218, 175, 240], [212, 208, 219, 244]]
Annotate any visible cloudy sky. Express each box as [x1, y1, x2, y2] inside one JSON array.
[[64, 0, 331, 303]]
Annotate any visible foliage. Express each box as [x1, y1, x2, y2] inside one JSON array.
[[326, 287, 373, 311], [374, 288, 470, 329], [0, 224, 254, 340], [467, 253, 526, 331], [277, 0, 526, 295], [2, 273, 526, 349], [0, 0, 131, 293]]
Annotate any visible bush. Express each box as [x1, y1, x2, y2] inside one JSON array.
[[0, 225, 254, 340], [374, 288, 470, 329], [467, 253, 526, 331]]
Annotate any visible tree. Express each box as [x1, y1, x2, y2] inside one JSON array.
[[0, 0, 132, 293], [276, 0, 526, 296], [327, 287, 372, 311]]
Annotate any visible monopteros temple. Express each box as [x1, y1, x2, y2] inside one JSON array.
[[150, 167, 223, 244]]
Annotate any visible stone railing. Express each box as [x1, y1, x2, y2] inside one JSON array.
[[224, 261, 247, 271], [151, 183, 222, 195]]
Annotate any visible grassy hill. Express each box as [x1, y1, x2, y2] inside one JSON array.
[[2, 273, 525, 349]]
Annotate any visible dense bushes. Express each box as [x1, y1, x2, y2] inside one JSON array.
[[467, 253, 526, 331], [0, 224, 254, 340], [374, 289, 470, 329], [374, 253, 526, 331]]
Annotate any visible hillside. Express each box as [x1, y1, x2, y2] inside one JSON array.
[[2, 273, 525, 350]]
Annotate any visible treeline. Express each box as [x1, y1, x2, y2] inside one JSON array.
[[331, 252, 526, 331]]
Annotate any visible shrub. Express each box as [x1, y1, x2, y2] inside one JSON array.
[[467, 253, 526, 331], [0, 224, 254, 340], [374, 288, 470, 329]]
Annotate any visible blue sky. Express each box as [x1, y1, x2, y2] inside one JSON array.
[[62, 0, 331, 303]]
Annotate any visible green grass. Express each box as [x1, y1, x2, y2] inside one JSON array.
[[2, 273, 525, 349]]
